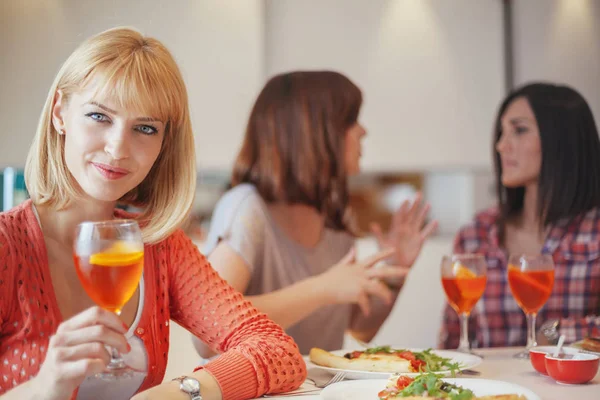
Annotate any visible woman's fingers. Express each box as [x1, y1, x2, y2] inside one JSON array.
[[57, 306, 127, 335], [60, 358, 108, 382], [366, 266, 410, 280], [52, 325, 130, 354], [56, 342, 111, 365], [420, 220, 439, 240], [364, 279, 394, 305], [360, 248, 395, 268]]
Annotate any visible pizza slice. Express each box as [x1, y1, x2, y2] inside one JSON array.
[[309, 347, 412, 373], [309, 346, 460, 373]]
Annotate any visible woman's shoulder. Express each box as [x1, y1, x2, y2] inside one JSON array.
[[563, 207, 600, 241], [454, 206, 499, 246], [458, 207, 499, 231], [0, 200, 37, 242], [212, 183, 267, 224], [218, 183, 263, 208]]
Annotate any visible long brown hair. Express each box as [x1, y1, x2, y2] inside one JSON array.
[[232, 71, 362, 232], [493, 83, 600, 244]]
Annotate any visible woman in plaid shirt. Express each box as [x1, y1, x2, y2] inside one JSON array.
[[440, 83, 600, 349]]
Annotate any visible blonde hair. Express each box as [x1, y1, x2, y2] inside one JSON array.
[[25, 27, 196, 243]]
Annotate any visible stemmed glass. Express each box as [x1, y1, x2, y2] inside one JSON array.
[[441, 254, 487, 354], [507, 254, 555, 359], [73, 219, 144, 379]]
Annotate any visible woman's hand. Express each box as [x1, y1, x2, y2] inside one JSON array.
[[33, 306, 130, 400], [371, 192, 438, 267], [318, 248, 409, 316]]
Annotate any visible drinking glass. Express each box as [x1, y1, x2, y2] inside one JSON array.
[[507, 254, 555, 359], [73, 219, 144, 379], [441, 254, 487, 354]]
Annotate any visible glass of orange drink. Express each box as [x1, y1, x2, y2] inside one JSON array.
[[507, 254, 555, 359], [441, 254, 487, 354], [73, 219, 144, 378]]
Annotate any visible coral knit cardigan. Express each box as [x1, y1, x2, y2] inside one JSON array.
[[0, 200, 306, 399]]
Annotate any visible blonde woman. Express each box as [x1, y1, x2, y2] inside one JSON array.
[[0, 27, 305, 400]]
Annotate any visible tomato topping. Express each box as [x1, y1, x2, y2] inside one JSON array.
[[395, 376, 414, 389], [410, 359, 426, 372], [397, 351, 416, 362]]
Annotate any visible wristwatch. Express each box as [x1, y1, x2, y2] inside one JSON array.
[[540, 319, 560, 345], [172, 376, 202, 400]]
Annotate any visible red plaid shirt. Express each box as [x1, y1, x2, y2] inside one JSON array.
[[439, 207, 600, 349]]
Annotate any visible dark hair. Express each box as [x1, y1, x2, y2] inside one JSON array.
[[494, 82, 600, 242], [231, 71, 362, 232]]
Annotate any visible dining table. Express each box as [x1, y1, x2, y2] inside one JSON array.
[[263, 347, 600, 400]]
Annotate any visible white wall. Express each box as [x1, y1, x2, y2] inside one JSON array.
[[265, 0, 505, 171], [0, 0, 264, 171], [512, 0, 600, 119]]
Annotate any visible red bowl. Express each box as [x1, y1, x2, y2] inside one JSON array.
[[545, 352, 600, 384], [529, 346, 580, 375]]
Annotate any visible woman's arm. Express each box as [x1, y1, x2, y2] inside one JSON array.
[[192, 242, 331, 358], [192, 242, 407, 359], [164, 231, 307, 400], [192, 242, 332, 359], [347, 283, 403, 343], [209, 242, 335, 327], [132, 370, 221, 400]]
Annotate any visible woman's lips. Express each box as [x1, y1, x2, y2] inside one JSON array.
[[92, 162, 130, 180]]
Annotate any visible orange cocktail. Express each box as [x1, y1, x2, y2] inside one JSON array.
[[442, 273, 487, 314], [507, 254, 555, 359], [74, 220, 144, 379], [508, 267, 554, 314], [74, 241, 143, 315], [441, 255, 487, 353]]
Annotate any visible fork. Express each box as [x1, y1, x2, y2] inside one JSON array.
[[263, 372, 347, 397], [314, 371, 346, 388]]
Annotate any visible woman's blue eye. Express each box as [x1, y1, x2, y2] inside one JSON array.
[[87, 112, 108, 122], [136, 125, 158, 135]]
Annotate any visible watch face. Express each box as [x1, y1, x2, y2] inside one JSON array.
[[182, 377, 201, 393]]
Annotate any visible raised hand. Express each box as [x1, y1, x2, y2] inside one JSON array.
[[371, 192, 438, 267], [318, 247, 410, 316]]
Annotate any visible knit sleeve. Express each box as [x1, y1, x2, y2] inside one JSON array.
[[167, 230, 306, 400]]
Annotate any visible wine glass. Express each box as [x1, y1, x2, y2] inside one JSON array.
[[73, 219, 144, 379], [507, 254, 555, 359], [441, 254, 487, 354]]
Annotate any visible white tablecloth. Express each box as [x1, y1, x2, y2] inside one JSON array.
[[264, 347, 600, 400]]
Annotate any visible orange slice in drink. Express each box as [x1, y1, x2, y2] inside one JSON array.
[[453, 262, 477, 279], [89, 241, 143, 266], [508, 265, 552, 294]]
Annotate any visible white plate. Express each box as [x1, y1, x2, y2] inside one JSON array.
[[307, 348, 482, 380], [320, 378, 541, 400]]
